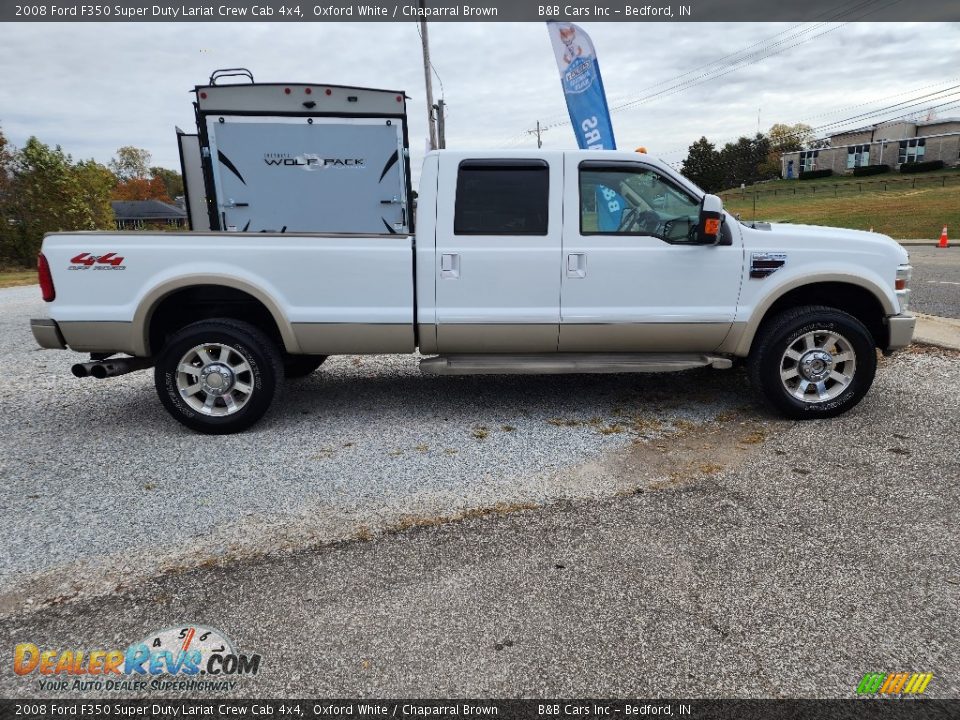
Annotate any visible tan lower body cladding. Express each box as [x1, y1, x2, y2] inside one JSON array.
[[428, 322, 734, 354], [51, 320, 746, 357]]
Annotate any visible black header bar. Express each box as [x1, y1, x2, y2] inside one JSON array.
[[2, 0, 959, 22], [1, 699, 960, 719]]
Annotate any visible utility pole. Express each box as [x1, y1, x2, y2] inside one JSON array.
[[434, 98, 446, 149], [418, 0, 437, 150], [527, 121, 548, 148]]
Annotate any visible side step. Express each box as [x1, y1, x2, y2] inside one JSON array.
[[419, 353, 733, 376]]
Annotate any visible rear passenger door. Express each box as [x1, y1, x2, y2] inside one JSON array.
[[434, 157, 563, 353]]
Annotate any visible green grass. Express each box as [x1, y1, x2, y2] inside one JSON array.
[[0, 269, 36, 288], [721, 171, 960, 239], [722, 167, 960, 194]]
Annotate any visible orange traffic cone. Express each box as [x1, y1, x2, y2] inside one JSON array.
[[937, 226, 949, 248]]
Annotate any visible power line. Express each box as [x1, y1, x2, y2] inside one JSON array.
[[654, 82, 960, 165], [502, 0, 906, 148], [528, 0, 884, 137]]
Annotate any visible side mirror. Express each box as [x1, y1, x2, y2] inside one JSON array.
[[696, 194, 725, 245]]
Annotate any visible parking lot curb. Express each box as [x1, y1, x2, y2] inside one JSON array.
[[913, 313, 960, 351], [898, 239, 952, 246]]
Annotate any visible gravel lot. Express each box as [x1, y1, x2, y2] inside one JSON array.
[[1, 327, 957, 697], [1, 286, 749, 610]]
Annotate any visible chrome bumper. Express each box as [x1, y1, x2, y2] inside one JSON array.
[[31, 318, 66, 350], [887, 313, 916, 350]]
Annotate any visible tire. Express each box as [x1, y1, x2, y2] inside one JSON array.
[[283, 354, 327, 378], [748, 305, 877, 419], [154, 318, 283, 434]]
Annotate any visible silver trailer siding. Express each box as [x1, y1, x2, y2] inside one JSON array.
[[185, 74, 412, 235]]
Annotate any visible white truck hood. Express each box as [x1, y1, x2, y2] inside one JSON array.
[[744, 221, 910, 264]]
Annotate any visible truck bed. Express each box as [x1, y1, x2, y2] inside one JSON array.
[[41, 230, 415, 357]]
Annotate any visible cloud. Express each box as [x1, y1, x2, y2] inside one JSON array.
[[1, 21, 957, 184]]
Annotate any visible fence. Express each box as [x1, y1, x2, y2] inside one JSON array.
[[719, 171, 960, 204]]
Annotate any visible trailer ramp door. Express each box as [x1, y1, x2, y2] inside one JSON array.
[[206, 115, 408, 234], [176, 130, 211, 231]]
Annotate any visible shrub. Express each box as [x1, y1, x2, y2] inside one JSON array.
[[799, 168, 832, 180], [852, 164, 890, 177], [899, 160, 945, 174]]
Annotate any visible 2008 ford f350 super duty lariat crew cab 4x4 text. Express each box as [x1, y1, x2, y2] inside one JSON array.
[[31, 149, 915, 433]]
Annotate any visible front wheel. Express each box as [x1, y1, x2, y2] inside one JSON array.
[[154, 319, 283, 434], [748, 305, 877, 419]]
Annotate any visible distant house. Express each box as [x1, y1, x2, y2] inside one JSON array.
[[781, 118, 960, 178], [111, 200, 187, 229]]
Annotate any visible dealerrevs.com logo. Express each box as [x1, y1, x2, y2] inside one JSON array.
[[14, 625, 262, 693], [856, 672, 934, 695]]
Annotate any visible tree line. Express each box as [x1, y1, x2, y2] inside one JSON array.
[[0, 127, 182, 268], [680, 123, 829, 194]]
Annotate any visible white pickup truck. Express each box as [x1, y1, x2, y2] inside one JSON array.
[[31, 149, 915, 433]]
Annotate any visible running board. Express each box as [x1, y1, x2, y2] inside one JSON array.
[[419, 353, 733, 375]]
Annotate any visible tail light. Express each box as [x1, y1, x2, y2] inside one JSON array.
[[38, 253, 55, 302]]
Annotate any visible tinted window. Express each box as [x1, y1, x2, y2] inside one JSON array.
[[454, 163, 549, 235], [579, 165, 700, 243]]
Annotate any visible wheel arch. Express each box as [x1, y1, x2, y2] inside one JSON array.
[[134, 275, 300, 356], [730, 276, 895, 357]]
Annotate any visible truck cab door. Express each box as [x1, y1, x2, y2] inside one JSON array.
[[433, 156, 563, 353], [560, 157, 743, 351]]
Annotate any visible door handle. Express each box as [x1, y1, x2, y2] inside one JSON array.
[[567, 253, 586, 278], [440, 253, 460, 279]]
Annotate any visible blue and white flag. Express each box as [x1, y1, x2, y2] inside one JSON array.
[[596, 184, 627, 231], [547, 22, 617, 150]]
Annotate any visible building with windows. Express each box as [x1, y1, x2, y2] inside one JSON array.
[[780, 118, 960, 178], [111, 199, 187, 229]]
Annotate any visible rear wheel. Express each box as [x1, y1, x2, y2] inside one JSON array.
[[283, 354, 327, 378], [748, 305, 876, 419], [155, 319, 283, 434]]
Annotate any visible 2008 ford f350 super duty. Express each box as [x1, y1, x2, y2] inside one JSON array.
[[31, 149, 915, 433]]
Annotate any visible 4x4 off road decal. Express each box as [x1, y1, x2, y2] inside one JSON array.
[[68, 253, 126, 271]]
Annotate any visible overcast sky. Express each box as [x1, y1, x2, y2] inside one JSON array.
[[1, 21, 957, 186]]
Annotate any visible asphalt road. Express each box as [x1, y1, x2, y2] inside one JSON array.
[[1, 286, 958, 698], [907, 245, 960, 319], [2, 346, 958, 699], [0, 286, 745, 610]]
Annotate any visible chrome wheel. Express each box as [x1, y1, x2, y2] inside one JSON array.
[[175, 342, 254, 416], [779, 329, 857, 403]]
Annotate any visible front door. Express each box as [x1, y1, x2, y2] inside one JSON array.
[[434, 157, 563, 353], [560, 158, 743, 352]]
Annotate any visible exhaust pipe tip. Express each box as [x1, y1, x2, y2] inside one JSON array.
[[71, 364, 89, 378], [90, 364, 108, 379]]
